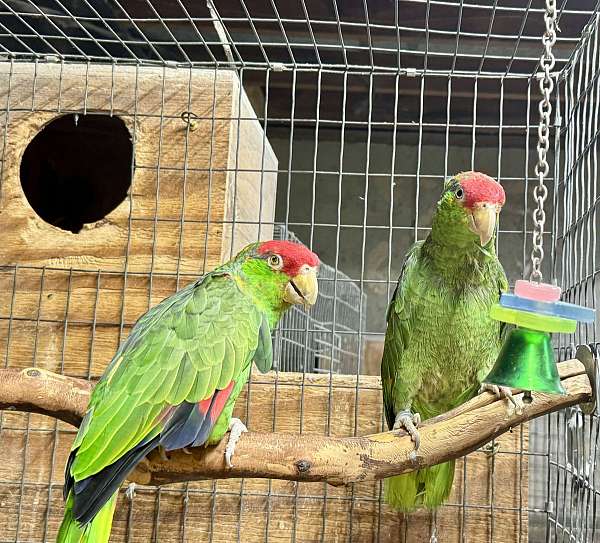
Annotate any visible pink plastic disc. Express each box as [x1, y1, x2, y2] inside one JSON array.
[[514, 279, 561, 302]]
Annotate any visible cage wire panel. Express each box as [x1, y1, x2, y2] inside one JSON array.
[[0, 1, 598, 543], [543, 9, 600, 543], [273, 224, 365, 375]]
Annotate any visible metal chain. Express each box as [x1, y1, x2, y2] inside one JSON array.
[[530, 0, 558, 282]]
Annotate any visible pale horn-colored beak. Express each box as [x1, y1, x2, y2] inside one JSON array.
[[468, 202, 499, 246], [283, 268, 318, 309]]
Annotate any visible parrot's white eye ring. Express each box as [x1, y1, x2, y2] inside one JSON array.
[[455, 188, 464, 200], [268, 254, 283, 270]]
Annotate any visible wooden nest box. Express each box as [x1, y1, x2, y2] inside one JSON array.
[[0, 60, 278, 380], [0, 61, 277, 274]]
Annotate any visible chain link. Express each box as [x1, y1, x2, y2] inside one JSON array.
[[530, 0, 558, 282]]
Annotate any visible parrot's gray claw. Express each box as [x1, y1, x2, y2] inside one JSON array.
[[479, 383, 524, 415], [225, 418, 248, 468], [182, 447, 192, 455], [125, 482, 136, 501], [393, 410, 421, 458]]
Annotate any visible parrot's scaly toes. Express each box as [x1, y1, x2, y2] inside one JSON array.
[[393, 410, 421, 453], [408, 450, 418, 464], [125, 482, 136, 501], [480, 383, 524, 415], [225, 418, 248, 468], [499, 386, 524, 415], [158, 446, 170, 462], [479, 382, 499, 396]]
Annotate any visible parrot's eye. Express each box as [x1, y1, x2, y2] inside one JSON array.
[[455, 188, 464, 200], [268, 254, 283, 270]]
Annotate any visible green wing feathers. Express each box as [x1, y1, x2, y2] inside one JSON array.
[[60, 272, 272, 539], [381, 243, 420, 430], [253, 315, 274, 373], [71, 274, 264, 482]]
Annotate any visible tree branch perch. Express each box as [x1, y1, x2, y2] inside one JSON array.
[[0, 358, 594, 487]]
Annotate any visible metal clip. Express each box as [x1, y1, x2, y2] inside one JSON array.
[[180, 111, 199, 132]]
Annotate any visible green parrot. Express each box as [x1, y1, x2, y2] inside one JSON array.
[[57, 240, 320, 543], [381, 171, 516, 513]]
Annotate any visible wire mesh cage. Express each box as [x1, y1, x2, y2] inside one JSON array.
[[0, 1, 598, 542], [273, 224, 365, 374]]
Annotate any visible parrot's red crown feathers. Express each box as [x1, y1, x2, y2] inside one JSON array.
[[456, 171, 505, 209], [257, 240, 319, 276]]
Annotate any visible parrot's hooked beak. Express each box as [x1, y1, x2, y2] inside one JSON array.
[[467, 202, 500, 246], [284, 267, 319, 310]]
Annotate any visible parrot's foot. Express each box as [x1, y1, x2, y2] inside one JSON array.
[[158, 445, 169, 462], [393, 410, 421, 461], [125, 482, 136, 501], [479, 383, 524, 415], [182, 447, 192, 455], [225, 418, 248, 468]]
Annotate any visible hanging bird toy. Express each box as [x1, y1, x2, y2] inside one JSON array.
[[484, 0, 595, 395]]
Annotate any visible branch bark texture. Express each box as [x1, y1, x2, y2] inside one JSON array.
[[0, 360, 593, 487]]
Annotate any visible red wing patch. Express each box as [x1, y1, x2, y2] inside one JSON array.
[[198, 380, 235, 422]]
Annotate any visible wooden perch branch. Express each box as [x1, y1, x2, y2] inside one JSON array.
[[0, 359, 594, 487]]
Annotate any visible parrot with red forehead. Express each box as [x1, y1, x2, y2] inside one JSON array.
[[57, 240, 319, 543], [381, 171, 514, 513]]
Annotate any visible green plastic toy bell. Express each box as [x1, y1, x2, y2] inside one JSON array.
[[484, 281, 595, 395], [484, 327, 565, 394]]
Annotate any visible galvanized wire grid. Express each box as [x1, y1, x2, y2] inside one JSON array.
[[545, 8, 600, 543], [0, 1, 598, 542]]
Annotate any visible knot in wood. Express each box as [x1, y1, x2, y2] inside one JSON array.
[[295, 459, 311, 473], [26, 369, 40, 378]]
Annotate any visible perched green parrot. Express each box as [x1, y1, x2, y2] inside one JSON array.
[[381, 171, 515, 513], [57, 240, 320, 543]]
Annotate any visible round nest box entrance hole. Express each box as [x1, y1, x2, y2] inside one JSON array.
[[20, 113, 133, 233]]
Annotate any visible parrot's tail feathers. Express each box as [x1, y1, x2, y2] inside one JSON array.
[[72, 434, 159, 525], [57, 491, 117, 543], [62, 450, 76, 500], [421, 460, 455, 509], [383, 460, 455, 512], [384, 472, 419, 512]]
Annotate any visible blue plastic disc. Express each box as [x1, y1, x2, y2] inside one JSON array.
[[499, 293, 595, 323]]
